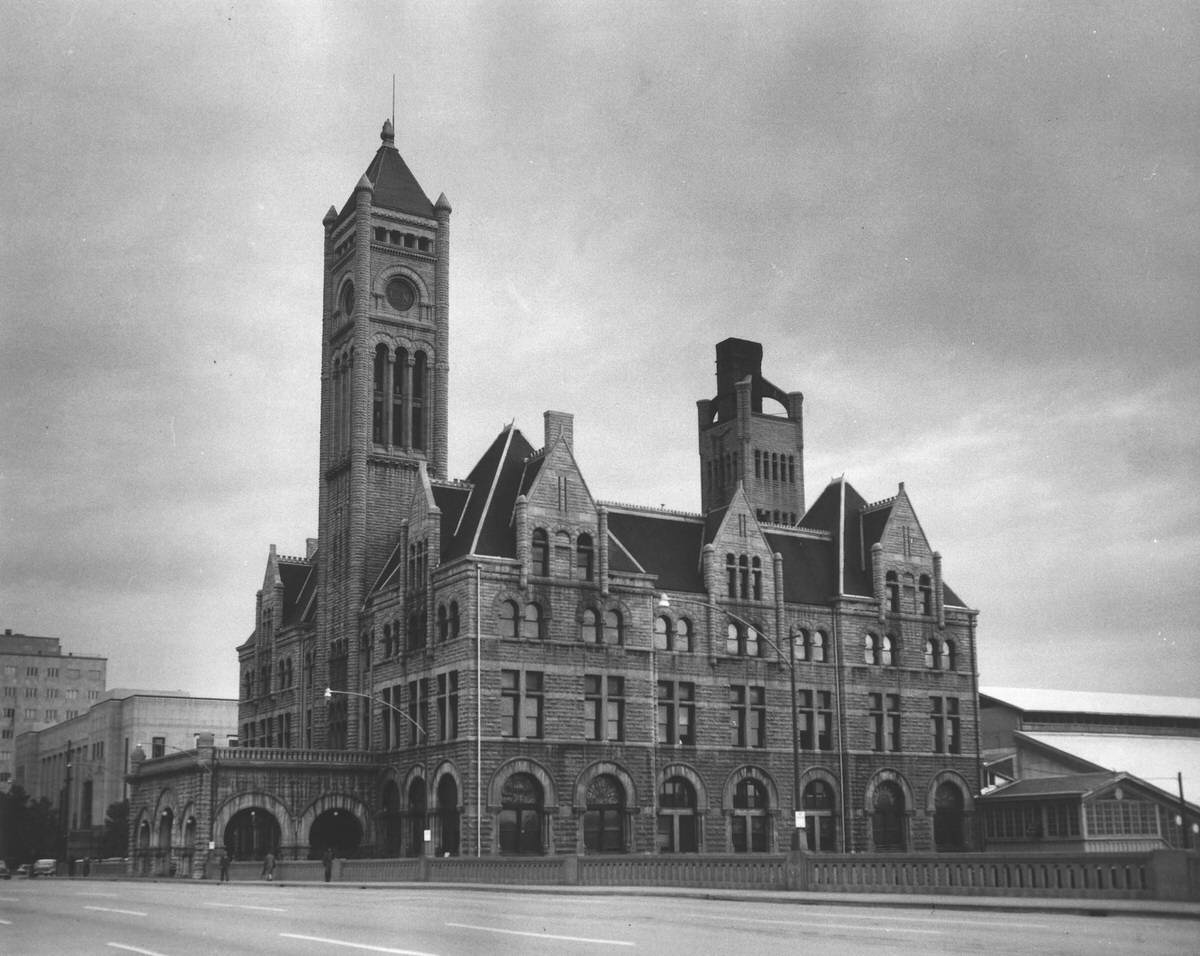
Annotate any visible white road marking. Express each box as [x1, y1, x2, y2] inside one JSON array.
[[107, 944, 170, 955], [86, 905, 148, 917], [446, 922, 636, 946], [280, 933, 440, 955], [78, 891, 121, 898], [0, 896, 19, 902], [0, 918, 12, 925], [204, 901, 288, 912]]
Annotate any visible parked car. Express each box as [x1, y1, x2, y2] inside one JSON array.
[[32, 859, 56, 877], [15, 864, 30, 877], [0, 861, 10, 879]]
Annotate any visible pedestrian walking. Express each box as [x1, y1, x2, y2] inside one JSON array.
[[322, 847, 333, 883], [261, 850, 276, 882], [219, 849, 230, 883]]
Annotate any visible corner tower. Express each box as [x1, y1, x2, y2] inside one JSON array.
[[696, 338, 805, 523], [317, 120, 451, 746]]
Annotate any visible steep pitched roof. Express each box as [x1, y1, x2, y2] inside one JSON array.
[[443, 425, 537, 560], [764, 532, 837, 604], [605, 509, 706, 592], [338, 126, 436, 224], [278, 558, 316, 626]]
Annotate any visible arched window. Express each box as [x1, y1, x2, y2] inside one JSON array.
[[866, 632, 895, 666], [392, 347, 407, 446], [802, 780, 837, 852], [653, 615, 669, 650], [554, 530, 571, 576], [576, 533, 594, 581], [603, 609, 623, 645], [752, 557, 763, 600], [531, 529, 549, 576], [919, 574, 933, 615], [498, 773, 543, 855], [583, 775, 625, 853], [498, 600, 519, 640], [731, 778, 769, 852], [657, 777, 699, 853], [872, 781, 907, 852], [810, 630, 826, 663], [881, 634, 895, 666], [520, 602, 543, 640], [943, 639, 957, 671], [864, 633, 877, 665], [934, 781, 966, 851], [437, 605, 449, 643], [581, 608, 599, 643], [885, 571, 900, 612], [372, 344, 387, 444], [411, 351, 427, 450], [727, 621, 762, 658], [448, 601, 460, 640], [924, 638, 938, 669], [738, 555, 750, 599], [673, 617, 693, 653]]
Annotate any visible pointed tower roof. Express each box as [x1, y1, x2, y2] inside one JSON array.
[[338, 121, 436, 223]]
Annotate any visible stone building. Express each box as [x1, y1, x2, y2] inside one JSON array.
[[128, 121, 981, 871]]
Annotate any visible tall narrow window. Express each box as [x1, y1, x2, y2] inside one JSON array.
[[500, 670, 544, 739], [919, 575, 933, 615], [576, 533, 594, 581], [412, 351, 427, 450], [885, 571, 900, 612], [751, 557, 763, 600], [392, 347, 407, 446], [602, 609, 623, 646], [408, 679, 427, 745], [583, 775, 625, 853], [657, 681, 695, 745], [730, 685, 766, 748], [520, 602, 543, 640], [581, 608, 599, 643], [498, 600, 519, 640], [726, 554, 737, 597], [531, 529, 549, 576], [437, 672, 459, 742], [803, 780, 837, 852], [658, 777, 699, 853], [585, 675, 624, 742]]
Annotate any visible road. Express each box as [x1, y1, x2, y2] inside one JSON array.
[[0, 879, 1195, 955]]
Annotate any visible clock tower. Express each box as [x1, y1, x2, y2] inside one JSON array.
[[316, 120, 451, 747]]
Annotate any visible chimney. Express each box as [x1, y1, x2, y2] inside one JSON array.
[[544, 410, 574, 453]]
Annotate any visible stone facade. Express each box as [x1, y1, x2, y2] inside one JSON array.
[[128, 121, 981, 873]]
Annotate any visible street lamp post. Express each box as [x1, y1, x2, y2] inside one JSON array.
[[658, 594, 805, 852]]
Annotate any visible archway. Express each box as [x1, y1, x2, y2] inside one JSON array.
[[224, 807, 282, 861], [731, 778, 769, 852], [583, 774, 625, 853], [934, 781, 966, 851], [802, 779, 838, 852], [405, 778, 427, 857], [872, 781, 907, 852], [435, 775, 460, 857], [380, 780, 401, 856], [499, 772, 543, 855], [657, 776, 699, 853], [309, 808, 363, 860]]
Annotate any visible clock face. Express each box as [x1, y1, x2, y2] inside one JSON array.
[[386, 277, 415, 312]]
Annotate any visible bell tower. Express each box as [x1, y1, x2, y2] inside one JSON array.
[[696, 338, 805, 524], [315, 120, 451, 747]]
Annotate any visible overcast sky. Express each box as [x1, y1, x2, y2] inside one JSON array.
[[2, 1, 1197, 701]]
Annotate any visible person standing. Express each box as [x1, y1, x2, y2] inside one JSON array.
[[261, 850, 276, 882], [219, 849, 230, 883], [322, 847, 333, 883]]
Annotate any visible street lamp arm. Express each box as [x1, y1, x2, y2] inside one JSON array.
[[657, 594, 794, 662], [324, 686, 426, 736]]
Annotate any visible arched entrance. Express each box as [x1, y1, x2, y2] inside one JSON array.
[[309, 808, 363, 860], [582, 774, 624, 853], [405, 779, 428, 857], [657, 777, 699, 853], [731, 778, 769, 852], [224, 807, 282, 861], [157, 808, 174, 876], [802, 780, 837, 852], [872, 781, 907, 852], [380, 780, 401, 856], [435, 776, 460, 856], [498, 772, 543, 855], [934, 781, 966, 851]]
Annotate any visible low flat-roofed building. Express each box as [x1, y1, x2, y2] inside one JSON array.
[[979, 687, 1200, 850], [13, 689, 236, 861]]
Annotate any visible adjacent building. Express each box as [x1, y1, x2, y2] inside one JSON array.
[[128, 120, 981, 873], [1, 628, 107, 788], [979, 686, 1200, 851], [14, 690, 237, 862]]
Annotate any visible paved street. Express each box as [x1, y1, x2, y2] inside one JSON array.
[[1, 880, 1196, 955]]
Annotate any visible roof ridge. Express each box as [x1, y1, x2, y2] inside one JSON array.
[[861, 494, 898, 513], [598, 500, 703, 521]]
